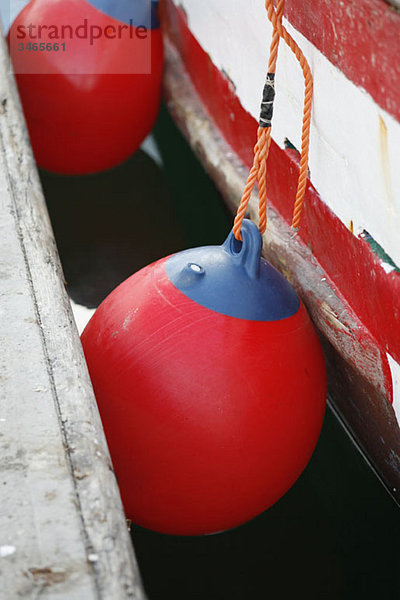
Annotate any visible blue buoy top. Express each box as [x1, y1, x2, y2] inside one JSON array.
[[88, 0, 160, 28], [166, 220, 300, 322]]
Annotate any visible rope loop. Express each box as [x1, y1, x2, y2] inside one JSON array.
[[233, 0, 313, 241]]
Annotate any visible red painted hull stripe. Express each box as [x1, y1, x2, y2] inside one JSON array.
[[284, 0, 400, 124]]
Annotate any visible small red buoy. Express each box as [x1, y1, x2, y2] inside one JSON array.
[[8, 0, 163, 174], [82, 220, 326, 535]]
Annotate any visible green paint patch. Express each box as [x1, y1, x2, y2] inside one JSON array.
[[361, 230, 400, 273], [284, 137, 299, 153]]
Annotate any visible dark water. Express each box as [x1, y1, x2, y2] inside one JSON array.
[[41, 104, 400, 600], [130, 405, 400, 600]]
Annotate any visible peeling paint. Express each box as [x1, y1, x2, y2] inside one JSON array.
[[0, 545, 16, 558], [27, 567, 67, 586], [320, 301, 352, 334], [388, 353, 400, 425]]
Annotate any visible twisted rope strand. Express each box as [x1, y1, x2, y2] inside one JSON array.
[[233, 0, 313, 240], [233, 0, 284, 241], [266, 0, 313, 229]]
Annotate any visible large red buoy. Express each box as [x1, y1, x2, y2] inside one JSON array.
[[8, 0, 163, 174], [81, 220, 326, 535]]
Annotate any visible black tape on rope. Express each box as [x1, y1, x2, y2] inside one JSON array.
[[259, 73, 275, 127]]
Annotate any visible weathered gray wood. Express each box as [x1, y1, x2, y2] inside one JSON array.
[[0, 29, 146, 599], [163, 36, 400, 506]]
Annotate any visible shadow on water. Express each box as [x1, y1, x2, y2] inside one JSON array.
[[41, 148, 185, 308], [41, 104, 231, 309], [40, 104, 400, 600]]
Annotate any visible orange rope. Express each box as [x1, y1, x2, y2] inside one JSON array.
[[233, 0, 313, 240]]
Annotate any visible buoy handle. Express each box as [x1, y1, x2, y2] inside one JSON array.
[[223, 219, 262, 279]]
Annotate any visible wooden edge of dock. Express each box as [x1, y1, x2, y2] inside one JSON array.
[[0, 29, 146, 599]]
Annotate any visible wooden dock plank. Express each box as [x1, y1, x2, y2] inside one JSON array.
[[0, 30, 145, 599]]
